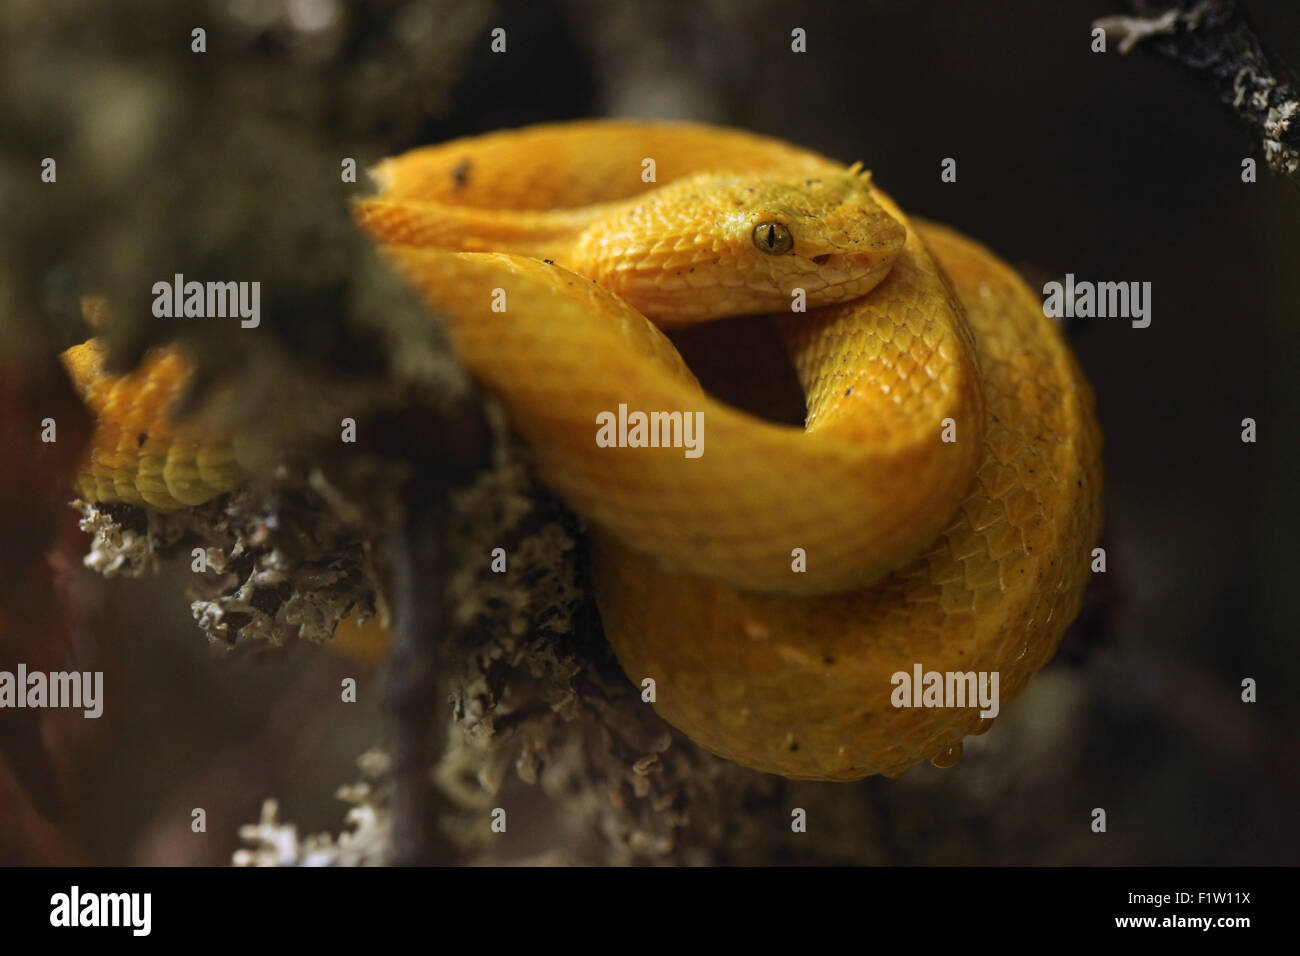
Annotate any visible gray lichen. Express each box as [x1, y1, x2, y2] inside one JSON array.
[[76, 476, 386, 649], [234, 749, 393, 867]]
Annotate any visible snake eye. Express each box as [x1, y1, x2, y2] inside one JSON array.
[[752, 220, 793, 255]]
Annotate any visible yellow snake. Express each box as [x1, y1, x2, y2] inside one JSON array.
[[60, 121, 1103, 781]]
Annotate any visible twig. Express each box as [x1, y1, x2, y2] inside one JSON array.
[[1095, 0, 1300, 184], [382, 396, 493, 866], [385, 477, 443, 864]]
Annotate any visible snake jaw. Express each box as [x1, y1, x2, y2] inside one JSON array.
[[787, 247, 900, 302], [786, 202, 907, 300], [807, 250, 886, 277]]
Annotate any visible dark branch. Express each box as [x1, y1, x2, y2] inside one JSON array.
[[1096, 0, 1300, 184], [382, 395, 493, 866]]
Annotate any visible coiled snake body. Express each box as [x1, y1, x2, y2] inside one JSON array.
[[62, 121, 1102, 781]]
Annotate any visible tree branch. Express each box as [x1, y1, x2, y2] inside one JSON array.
[[382, 396, 493, 866], [1096, 0, 1300, 183]]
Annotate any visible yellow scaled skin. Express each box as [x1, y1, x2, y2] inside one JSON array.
[[61, 121, 1102, 781], [60, 340, 243, 510]]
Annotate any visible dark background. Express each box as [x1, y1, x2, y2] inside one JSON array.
[[0, 0, 1296, 865]]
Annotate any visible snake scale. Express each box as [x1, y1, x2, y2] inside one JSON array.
[[60, 121, 1103, 781]]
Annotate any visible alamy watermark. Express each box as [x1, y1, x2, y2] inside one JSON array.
[[1042, 273, 1151, 328], [0, 665, 102, 718], [152, 273, 260, 328], [50, 886, 150, 936], [890, 663, 999, 718], [595, 404, 704, 458]]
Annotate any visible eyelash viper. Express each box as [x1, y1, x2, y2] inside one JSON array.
[[60, 120, 1103, 781]]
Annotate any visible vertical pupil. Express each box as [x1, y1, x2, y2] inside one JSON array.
[[766, 225, 776, 248]]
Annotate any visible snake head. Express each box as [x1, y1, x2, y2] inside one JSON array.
[[574, 168, 907, 326]]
